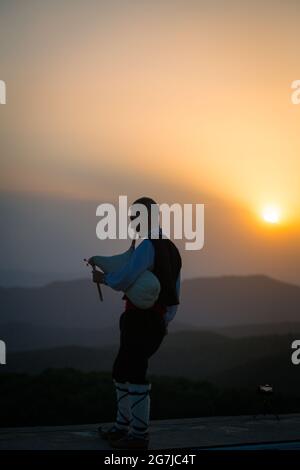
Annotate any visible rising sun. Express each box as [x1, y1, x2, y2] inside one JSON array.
[[262, 205, 281, 224]]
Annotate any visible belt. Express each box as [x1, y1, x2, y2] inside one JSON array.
[[124, 297, 167, 317]]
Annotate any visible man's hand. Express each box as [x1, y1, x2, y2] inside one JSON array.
[[93, 270, 106, 284], [86, 257, 95, 267]]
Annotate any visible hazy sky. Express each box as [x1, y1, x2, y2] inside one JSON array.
[[0, 0, 300, 284]]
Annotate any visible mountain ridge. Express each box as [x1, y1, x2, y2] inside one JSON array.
[[1, 274, 300, 332], [2, 330, 299, 393]]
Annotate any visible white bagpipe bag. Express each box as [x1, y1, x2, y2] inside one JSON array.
[[92, 246, 161, 310]]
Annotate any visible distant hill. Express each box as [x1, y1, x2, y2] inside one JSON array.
[[211, 353, 300, 393], [151, 330, 300, 392], [0, 321, 195, 352], [2, 273, 298, 394], [0, 323, 120, 351], [2, 346, 116, 374], [1, 274, 300, 353], [0, 280, 121, 330], [215, 322, 300, 338], [1, 368, 299, 428], [181, 275, 300, 327], [0, 269, 83, 288], [1, 275, 300, 334], [2, 330, 299, 393]]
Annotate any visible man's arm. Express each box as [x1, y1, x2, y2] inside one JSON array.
[[104, 240, 155, 291]]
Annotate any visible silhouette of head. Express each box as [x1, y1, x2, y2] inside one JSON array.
[[130, 197, 159, 235]]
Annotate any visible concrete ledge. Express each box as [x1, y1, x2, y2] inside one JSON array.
[[1, 414, 300, 450]]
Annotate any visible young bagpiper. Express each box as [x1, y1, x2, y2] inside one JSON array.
[[90, 197, 182, 449]]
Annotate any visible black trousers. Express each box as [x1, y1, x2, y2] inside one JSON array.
[[112, 308, 167, 384]]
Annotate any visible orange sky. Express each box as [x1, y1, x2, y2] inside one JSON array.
[[0, 0, 300, 283]]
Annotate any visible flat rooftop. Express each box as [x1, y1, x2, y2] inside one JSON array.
[[1, 414, 300, 450]]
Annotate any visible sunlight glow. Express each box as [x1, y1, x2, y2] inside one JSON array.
[[262, 205, 281, 224]]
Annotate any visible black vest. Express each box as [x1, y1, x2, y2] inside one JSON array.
[[150, 238, 182, 306]]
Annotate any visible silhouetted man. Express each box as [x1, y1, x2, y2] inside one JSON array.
[[91, 197, 181, 449]]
